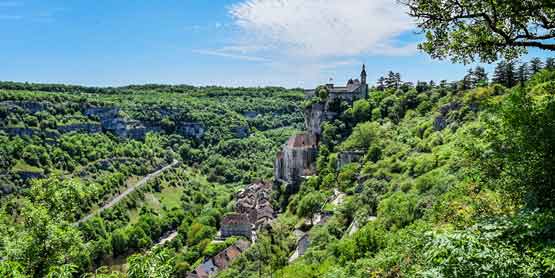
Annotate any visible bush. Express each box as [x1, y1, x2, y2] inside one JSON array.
[[377, 192, 418, 230]]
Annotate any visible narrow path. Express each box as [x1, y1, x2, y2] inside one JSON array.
[[76, 159, 179, 225], [156, 230, 178, 246]]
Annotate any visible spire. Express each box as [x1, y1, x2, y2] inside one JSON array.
[[361, 64, 367, 84]]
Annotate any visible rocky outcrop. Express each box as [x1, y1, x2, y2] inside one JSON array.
[[0, 101, 51, 113], [176, 122, 204, 139], [85, 106, 205, 139], [243, 111, 259, 119], [1, 127, 60, 138], [232, 126, 249, 138], [304, 103, 339, 138], [275, 133, 318, 185], [84, 106, 120, 119], [57, 123, 102, 134], [337, 151, 365, 169], [17, 171, 45, 180]]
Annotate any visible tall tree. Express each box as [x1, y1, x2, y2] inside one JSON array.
[[517, 62, 530, 84], [463, 69, 475, 89], [545, 57, 555, 70], [394, 73, 402, 89], [472, 66, 488, 86], [493, 61, 508, 86], [401, 0, 555, 63], [505, 61, 517, 88], [384, 71, 398, 89], [376, 77, 386, 91], [530, 57, 544, 75]]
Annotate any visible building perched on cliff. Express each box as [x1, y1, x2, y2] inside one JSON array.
[[275, 132, 318, 184], [304, 64, 369, 103], [275, 65, 368, 185]]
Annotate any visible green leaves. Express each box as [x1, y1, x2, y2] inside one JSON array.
[[127, 248, 175, 278], [403, 0, 554, 63]]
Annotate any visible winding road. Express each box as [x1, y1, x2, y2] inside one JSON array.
[[76, 159, 179, 225]]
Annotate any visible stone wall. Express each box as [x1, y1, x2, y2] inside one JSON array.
[[336, 151, 365, 169], [220, 213, 252, 238], [274, 133, 318, 184]]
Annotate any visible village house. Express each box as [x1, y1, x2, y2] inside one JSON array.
[[188, 240, 251, 278], [224, 181, 275, 236], [220, 213, 252, 239]]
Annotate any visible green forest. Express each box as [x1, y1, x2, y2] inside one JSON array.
[[1, 0, 555, 277], [0, 86, 303, 277]]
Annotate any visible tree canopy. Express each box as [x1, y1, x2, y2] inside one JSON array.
[[402, 0, 555, 63]]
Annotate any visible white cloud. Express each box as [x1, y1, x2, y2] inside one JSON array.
[[229, 0, 415, 58], [192, 49, 270, 62]]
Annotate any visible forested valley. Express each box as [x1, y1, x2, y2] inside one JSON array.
[[0, 85, 304, 277], [1, 57, 555, 277], [2, 0, 555, 276]]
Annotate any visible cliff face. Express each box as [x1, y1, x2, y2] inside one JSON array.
[[274, 133, 318, 184], [274, 79, 366, 185], [304, 103, 325, 137], [84, 106, 206, 139]]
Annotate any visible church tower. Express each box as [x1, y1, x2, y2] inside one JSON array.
[[361, 64, 367, 85]]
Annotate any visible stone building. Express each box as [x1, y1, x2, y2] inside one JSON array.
[[304, 64, 369, 104], [275, 65, 368, 185], [220, 213, 252, 238], [274, 132, 318, 184], [188, 240, 250, 278], [234, 182, 274, 230]]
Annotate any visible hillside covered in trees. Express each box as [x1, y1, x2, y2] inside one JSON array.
[[217, 58, 555, 277], [1, 56, 554, 277], [2, 0, 555, 276], [0, 85, 304, 277]]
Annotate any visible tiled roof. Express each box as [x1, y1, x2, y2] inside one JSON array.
[[221, 213, 250, 225]]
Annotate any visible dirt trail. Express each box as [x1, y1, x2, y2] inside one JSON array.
[[76, 159, 179, 225], [156, 230, 178, 246]]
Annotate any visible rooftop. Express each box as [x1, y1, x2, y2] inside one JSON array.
[[221, 213, 251, 225]]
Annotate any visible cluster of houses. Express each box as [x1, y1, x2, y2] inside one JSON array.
[[187, 240, 251, 278], [220, 181, 275, 240], [187, 182, 274, 277]]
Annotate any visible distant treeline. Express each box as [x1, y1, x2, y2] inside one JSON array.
[[0, 81, 301, 96]]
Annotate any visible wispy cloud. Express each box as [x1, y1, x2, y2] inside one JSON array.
[[229, 0, 415, 58], [192, 49, 270, 62]]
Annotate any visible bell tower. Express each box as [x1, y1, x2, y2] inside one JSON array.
[[361, 64, 367, 85]]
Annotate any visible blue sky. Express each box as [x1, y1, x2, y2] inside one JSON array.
[[0, 0, 552, 88]]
